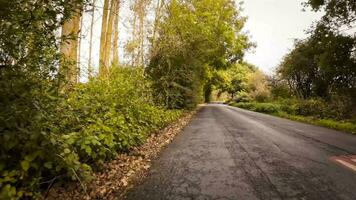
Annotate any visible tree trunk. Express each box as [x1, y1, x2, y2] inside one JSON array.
[[152, 0, 164, 48], [60, 7, 82, 88], [99, 0, 110, 77], [139, 11, 144, 66], [131, 5, 138, 67], [88, 0, 97, 78], [112, 0, 120, 66], [104, 0, 117, 69], [77, 12, 84, 81]]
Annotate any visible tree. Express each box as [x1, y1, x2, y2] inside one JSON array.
[[278, 39, 317, 99], [112, 0, 121, 66], [0, 0, 87, 197], [305, 0, 356, 28], [152, 0, 166, 49], [247, 71, 271, 102], [99, 0, 121, 76], [147, 0, 251, 108], [278, 25, 356, 100], [60, 3, 83, 87], [213, 63, 253, 100], [103, 0, 118, 67], [128, 0, 151, 67], [88, 0, 97, 77], [99, 0, 110, 77]]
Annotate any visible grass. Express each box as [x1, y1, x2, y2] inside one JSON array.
[[230, 102, 356, 134]]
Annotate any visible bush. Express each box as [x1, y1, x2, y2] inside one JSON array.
[[231, 102, 281, 114], [0, 67, 182, 199], [230, 98, 356, 133]]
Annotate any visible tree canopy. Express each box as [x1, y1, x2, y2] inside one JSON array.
[[147, 0, 251, 108]]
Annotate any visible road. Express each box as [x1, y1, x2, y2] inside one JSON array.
[[126, 104, 356, 200]]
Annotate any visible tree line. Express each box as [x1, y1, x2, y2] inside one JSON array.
[[223, 0, 355, 124], [275, 0, 356, 118]]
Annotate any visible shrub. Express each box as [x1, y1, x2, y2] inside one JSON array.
[[231, 102, 281, 114], [0, 67, 182, 199]]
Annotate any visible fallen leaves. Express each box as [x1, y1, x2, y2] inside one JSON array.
[[45, 110, 197, 200]]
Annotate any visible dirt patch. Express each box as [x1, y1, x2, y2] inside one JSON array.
[[45, 110, 197, 200]]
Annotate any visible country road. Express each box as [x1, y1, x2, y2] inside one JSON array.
[[126, 104, 356, 200]]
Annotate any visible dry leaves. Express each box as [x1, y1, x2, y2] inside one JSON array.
[[45, 110, 197, 200]]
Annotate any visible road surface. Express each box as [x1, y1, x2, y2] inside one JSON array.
[[126, 104, 356, 200]]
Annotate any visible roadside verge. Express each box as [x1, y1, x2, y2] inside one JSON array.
[[46, 109, 198, 200], [229, 102, 356, 134]]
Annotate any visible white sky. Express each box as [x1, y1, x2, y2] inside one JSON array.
[[241, 0, 323, 74]]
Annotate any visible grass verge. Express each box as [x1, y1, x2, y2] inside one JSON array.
[[230, 102, 356, 134]]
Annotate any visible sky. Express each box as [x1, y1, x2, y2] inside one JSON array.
[[241, 0, 323, 74]]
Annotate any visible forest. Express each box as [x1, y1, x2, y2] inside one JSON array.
[[0, 0, 355, 199]]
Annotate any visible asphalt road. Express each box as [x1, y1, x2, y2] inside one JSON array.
[[126, 104, 356, 200]]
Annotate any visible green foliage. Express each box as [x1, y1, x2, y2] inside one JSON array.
[[305, 0, 356, 27], [213, 63, 253, 99], [0, 1, 87, 198], [231, 102, 281, 114], [148, 0, 250, 108], [277, 113, 356, 134], [0, 67, 182, 199], [277, 25, 356, 101], [268, 76, 292, 99], [247, 71, 271, 102]]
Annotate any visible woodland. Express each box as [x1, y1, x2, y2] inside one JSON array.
[[0, 0, 355, 198]]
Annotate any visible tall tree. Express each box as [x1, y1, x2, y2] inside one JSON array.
[[103, 0, 118, 68], [112, 0, 120, 66], [127, 0, 151, 67], [305, 0, 356, 28], [152, 0, 165, 49], [88, 0, 97, 77], [60, 6, 82, 86], [99, 0, 110, 77]]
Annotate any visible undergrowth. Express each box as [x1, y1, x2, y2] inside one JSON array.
[[0, 67, 183, 199]]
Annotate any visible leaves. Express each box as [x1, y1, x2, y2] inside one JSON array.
[[20, 160, 30, 172], [148, 0, 251, 109]]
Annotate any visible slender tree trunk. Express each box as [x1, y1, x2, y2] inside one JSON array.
[[112, 0, 120, 66], [104, 0, 117, 68], [88, 0, 97, 78], [131, 9, 137, 66], [152, 0, 164, 48], [138, 12, 144, 66], [77, 12, 84, 81], [99, 0, 110, 77], [60, 7, 82, 87]]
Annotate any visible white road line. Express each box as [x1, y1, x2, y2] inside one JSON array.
[[335, 159, 356, 172]]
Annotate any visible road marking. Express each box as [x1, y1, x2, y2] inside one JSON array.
[[330, 155, 356, 172], [334, 159, 356, 172]]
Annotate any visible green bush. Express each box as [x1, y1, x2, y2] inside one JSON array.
[[0, 67, 182, 199], [231, 102, 281, 114]]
